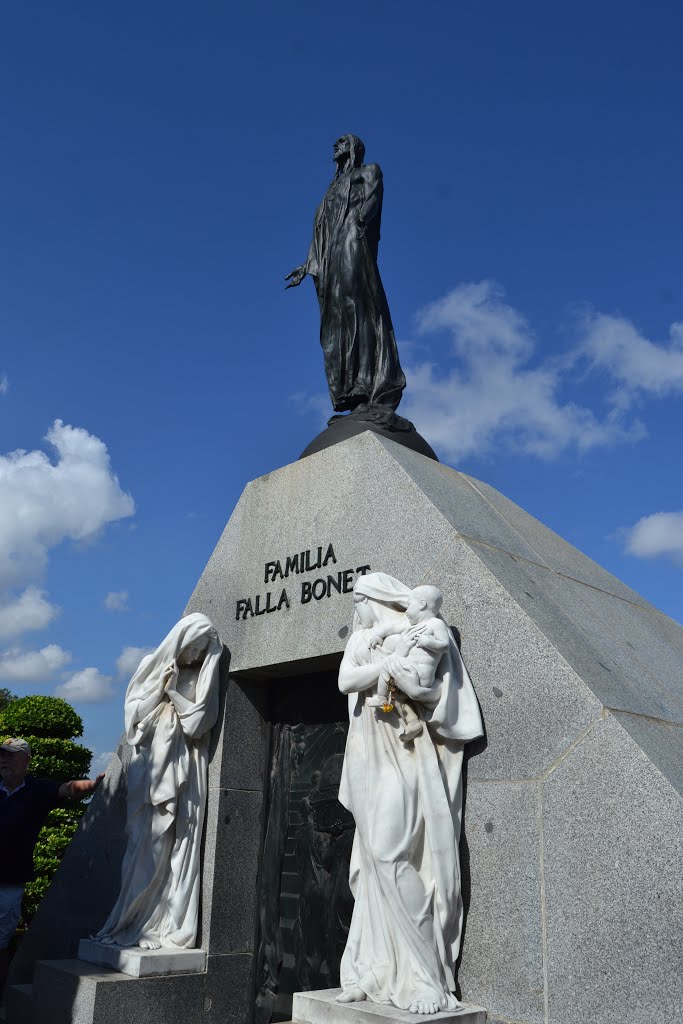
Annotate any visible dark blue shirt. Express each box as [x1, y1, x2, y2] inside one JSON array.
[[0, 776, 62, 884]]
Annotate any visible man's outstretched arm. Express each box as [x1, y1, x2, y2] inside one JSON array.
[[58, 773, 105, 800]]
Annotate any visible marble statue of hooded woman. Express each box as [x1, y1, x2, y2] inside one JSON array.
[[96, 613, 221, 950], [286, 134, 407, 424], [336, 573, 483, 1014]]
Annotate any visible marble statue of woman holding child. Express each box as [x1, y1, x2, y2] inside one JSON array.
[[96, 612, 222, 950], [336, 573, 483, 1014]]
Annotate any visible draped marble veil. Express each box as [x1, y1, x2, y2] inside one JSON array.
[[97, 613, 221, 949], [337, 573, 483, 1011]]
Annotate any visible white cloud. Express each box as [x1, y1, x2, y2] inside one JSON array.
[[0, 375, 8, 395], [104, 590, 129, 612], [0, 643, 71, 682], [92, 750, 115, 774], [116, 645, 154, 679], [55, 667, 115, 704], [402, 281, 642, 462], [0, 419, 135, 589], [579, 314, 683, 404], [0, 586, 59, 640], [623, 511, 683, 567]]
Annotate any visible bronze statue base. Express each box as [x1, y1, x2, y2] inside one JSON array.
[[299, 411, 438, 462]]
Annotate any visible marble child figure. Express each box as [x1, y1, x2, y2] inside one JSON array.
[[365, 586, 450, 741], [96, 613, 221, 950], [337, 573, 483, 1014]]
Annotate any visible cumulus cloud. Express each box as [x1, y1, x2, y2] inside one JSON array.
[[116, 645, 154, 679], [104, 590, 129, 612], [0, 419, 135, 589], [0, 587, 59, 640], [56, 667, 116, 703], [0, 375, 8, 395], [579, 315, 683, 405], [623, 511, 683, 567], [92, 750, 115, 773], [0, 644, 71, 682], [402, 281, 642, 461]]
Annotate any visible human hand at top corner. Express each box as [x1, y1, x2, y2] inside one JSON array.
[[285, 265, 306, 288]]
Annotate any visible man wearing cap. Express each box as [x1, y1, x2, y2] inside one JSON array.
[[0, 737, 104, 992]]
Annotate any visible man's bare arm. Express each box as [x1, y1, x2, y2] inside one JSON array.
[[58, 773, 105, 800]]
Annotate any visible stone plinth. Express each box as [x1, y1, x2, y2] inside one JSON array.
[[77, 938, 206, 977], [292, 990, 486, 1024]]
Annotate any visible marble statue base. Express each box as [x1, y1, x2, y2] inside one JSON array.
[[292, 990, 487, 1024], [78, 938, 206, 977]]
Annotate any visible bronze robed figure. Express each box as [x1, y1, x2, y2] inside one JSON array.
[[287, 134, 407, 429]]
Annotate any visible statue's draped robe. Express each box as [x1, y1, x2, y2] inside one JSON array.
[[305, 165, 406, 413], [338, 575, 483, 1010], [96, 615, 220, 949]]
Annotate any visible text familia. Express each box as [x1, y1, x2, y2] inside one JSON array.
[[235, 543, 370, 620]]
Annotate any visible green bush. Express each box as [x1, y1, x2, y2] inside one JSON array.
[[0, 694, 83, 739], [0, 695, 92, 929], [7, 737, 91, 782]]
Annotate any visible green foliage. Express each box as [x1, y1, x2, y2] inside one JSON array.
[[0, 736, 92, 783], [22, 805, 87, 919], [0, 694, 92, 928], [0, 687, 15, 712], [0, 695, 83, 739]]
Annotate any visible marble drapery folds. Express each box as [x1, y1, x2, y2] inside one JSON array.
[[337, 573, 483, 1013], [96, 613, 221, 950]]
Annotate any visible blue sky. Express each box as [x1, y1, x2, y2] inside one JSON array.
[[1, 2, 681, 768]]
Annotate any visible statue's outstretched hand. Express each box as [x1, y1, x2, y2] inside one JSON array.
[[285, 265, 306, 289]]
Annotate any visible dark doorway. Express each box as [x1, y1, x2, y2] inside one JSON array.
[[255, 672, 353, 1024]]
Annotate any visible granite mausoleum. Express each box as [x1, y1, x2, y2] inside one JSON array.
[[5, 429, 682, 1024]]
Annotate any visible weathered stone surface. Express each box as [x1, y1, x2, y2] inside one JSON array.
[[543, 715, 683, 1024], [612, 711, 683, 795], [428, 537, 602, 781], [292, 989, 486, 1024], [185, 432, 458, 676], [201, 787, 264, 955], [204, 953, 255, 1024], [457, 782, 544, 1023]]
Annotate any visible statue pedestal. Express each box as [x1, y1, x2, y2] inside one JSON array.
[[78, 938, 206, 977], [292, 990, 487, 1024]]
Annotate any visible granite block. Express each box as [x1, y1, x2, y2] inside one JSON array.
[[612, 712, 683, 796], [458, 472, 657, 610], [210, 677, 269, 792], [542, 715, 683, 1024], [371, 439, 553, 567], [464, 540, 683, 725], [29, 958, 206, 1024], [292, 989, 487, 1024], [92, 969, 205, 1024], [186, 432, 459, 676], [201, 788, 264, 954], [203, 952, 254, 1024], [428, 537, 602, 781], [77, 938, 205, 976], [457, 782, 544, 1023]]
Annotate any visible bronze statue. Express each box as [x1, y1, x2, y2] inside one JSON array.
[[287, 135, 407, 429]]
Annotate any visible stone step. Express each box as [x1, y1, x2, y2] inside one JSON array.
[[25, 957, 205, 1024]]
